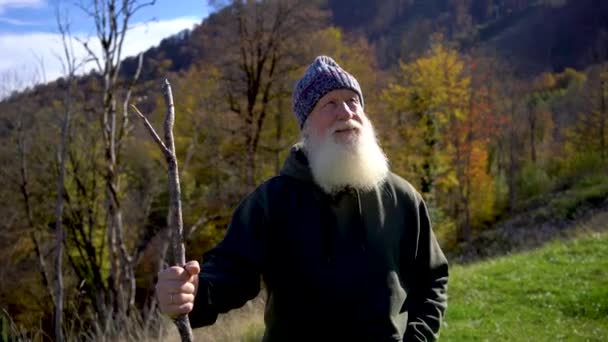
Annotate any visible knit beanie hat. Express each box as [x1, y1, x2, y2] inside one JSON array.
[[292, 55, 364, 129]]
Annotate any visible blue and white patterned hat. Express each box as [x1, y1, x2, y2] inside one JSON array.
[[292, 56, 364, 129]]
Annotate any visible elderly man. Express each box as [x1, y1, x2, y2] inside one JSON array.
[[156, 56, 449, 341]]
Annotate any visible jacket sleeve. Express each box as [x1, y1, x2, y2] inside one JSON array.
[[189, 190, 267, 328], [403, 194, 449, 341]]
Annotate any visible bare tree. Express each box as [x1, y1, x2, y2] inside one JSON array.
[[209, 0, 328, 190], [0, 60, 62, 338], [16, 113, 54, 313], [498, 74, 528, 211], [52, 4, 86, 340], [0, 69, 27, 99], [75, 0, 153, 322]]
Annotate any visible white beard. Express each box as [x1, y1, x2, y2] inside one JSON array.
[[302, 116, 389, 194]]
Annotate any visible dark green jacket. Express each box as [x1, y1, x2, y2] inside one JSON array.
[[190, 144, 449, 341]]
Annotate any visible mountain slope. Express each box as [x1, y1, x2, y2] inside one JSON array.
[[327, 0, 608, 72]]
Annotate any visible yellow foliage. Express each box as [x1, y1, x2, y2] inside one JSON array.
[[397, 42, 470, 123], [534, 72, 557, 90], [382, 38, 498, 239], [467, 144, 496, 227], [555, 67, 587, 89], [382, 39, 471, 188]]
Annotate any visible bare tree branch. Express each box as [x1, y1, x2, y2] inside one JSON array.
[[131, 105, 171, 156], [120, 52, 144, 141], [16, 117, 55, 310], [74, 37, 103, 71], [53, 3, 82, 338], [186, 214, 208, 239]]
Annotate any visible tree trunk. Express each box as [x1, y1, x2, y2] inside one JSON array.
[[421, 113, 437, 195], [274, 93, 284, 174], [529, 106, 536, 163], [600, 75, 606, 164], [17, 118, 54, 307], [53, 89, 71, 342], [246, 129, 256, 190], [508, 105, 517, 212]]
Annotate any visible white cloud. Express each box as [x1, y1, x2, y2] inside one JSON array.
[[121, 17, 199, 60], [0, 16, 200, 94], [0, 0, 45, 14], [0, 16, 44, 25]]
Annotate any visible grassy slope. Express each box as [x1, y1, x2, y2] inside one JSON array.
[[441, 231, 608, 341]]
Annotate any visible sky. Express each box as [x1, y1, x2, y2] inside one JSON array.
[[0, 0, 213, 94]]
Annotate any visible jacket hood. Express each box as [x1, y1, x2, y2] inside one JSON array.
[[279, 142, 315, 183]]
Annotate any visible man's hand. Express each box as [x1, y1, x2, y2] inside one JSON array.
[[156, 260, 200, 318]]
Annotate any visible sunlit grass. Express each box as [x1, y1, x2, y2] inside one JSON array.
[[441, 232, 608, 341], [192, 294, 265, 342]]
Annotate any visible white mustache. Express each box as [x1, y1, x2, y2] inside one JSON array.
[[331, 120, 362, 133]]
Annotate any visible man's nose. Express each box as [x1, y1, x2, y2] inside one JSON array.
[[335, 101, 354, 120]]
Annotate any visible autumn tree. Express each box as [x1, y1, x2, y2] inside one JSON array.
[[524, 73, 556, 164], [382, 37, 493, 242], [383, 38, 469, 193], [447, 52, 503, 241], [563, 65, 607, 173], [383, 40, 455, 197], [205, 0, 329, 191], [493, 70, 528, 210]]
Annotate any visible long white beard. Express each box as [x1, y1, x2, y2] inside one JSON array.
[[303, 116, 389, 194]]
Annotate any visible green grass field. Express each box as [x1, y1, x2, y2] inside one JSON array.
[[440, 232, 608, 341]]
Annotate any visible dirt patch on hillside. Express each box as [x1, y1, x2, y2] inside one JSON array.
[[447, 199, 608, 264]]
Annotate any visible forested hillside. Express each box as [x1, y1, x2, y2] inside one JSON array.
[[327, 0, 608, 72], [1, 0, 607, 340], [117, 0, 608, 79]]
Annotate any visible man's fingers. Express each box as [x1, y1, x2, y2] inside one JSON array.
[[160, 293, 195, 315], [159, 292, 195, 306], [176, 281, 196, 294], [158, 261, 199, 281], [184, 260, 200, 276], [158, 265, 190, 280], [168, 293, 195, 305], [156, 261, 199, 318], [156, 279, 195, 294]]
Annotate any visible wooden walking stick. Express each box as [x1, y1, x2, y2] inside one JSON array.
[[133, 79, 193, 342]]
